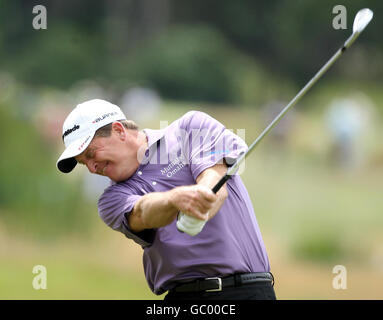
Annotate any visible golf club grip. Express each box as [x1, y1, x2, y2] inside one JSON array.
[[176, 214, 206, 236], [177, 174, 231, 235]]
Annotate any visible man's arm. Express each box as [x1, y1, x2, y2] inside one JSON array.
[[128, 163, 228, 233], [128, 191, 178, 233]]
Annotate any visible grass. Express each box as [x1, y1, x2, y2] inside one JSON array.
[[0, 226, 163, 300], [0, 261, 153, 300]]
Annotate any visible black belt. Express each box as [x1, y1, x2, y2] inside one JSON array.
[[171, 272, 274, 293]]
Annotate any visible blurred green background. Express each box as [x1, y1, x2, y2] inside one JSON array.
[[0, 0, 382, 299]]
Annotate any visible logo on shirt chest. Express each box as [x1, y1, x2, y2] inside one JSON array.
[[160, 156, 185, 178]]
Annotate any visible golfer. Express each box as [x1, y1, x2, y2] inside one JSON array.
[[57, 99, 276, 300]]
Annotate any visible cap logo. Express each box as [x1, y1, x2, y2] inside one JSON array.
[[92, 112, 118, 124], [62, 124, 80, 140]]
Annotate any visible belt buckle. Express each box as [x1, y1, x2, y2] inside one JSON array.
[[205, 277, 222, 292]]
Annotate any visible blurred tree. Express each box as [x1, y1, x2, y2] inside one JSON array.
[[0, 0, 381, 104], [104, 0, 170, 56], [115, 25, 239, 103]]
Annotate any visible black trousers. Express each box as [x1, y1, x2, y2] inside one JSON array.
[[164, 281, 277, 300]]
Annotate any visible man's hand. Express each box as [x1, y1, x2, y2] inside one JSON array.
[[170, 185, 217, 221], [176, 163, 229, 236]]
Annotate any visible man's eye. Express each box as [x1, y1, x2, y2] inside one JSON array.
[[86, 151, 94, 159]]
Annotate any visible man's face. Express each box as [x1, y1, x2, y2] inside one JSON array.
[[75, 123, 140, 182]]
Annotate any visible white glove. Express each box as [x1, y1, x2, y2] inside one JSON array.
[[176, 212, 207, 236]]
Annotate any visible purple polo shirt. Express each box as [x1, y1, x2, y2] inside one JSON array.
[[98, 111, 270, 295]]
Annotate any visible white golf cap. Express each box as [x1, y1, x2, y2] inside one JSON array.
[[57, 99, 127, 173]]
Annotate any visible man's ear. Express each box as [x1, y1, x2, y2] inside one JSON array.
[[111, 122, 126, 140]]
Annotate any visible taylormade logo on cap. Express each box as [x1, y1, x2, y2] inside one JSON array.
[[56, 99, 127, 173], [62, 124, 80, 140]]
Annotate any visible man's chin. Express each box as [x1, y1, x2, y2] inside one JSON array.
[[111, 173, 132, 183]]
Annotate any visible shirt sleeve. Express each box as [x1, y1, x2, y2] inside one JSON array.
[[179, 111, 248, 180], [98, 184, 155, 248]]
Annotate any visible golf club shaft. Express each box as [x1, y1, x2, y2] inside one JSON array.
[[215, 31, 361, 191], [178, 32, 359, 235]]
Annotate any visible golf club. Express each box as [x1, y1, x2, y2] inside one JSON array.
[[177, 8, 374, 236]]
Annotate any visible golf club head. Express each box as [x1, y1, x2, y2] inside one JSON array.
[[353, 8, 373, 33]]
